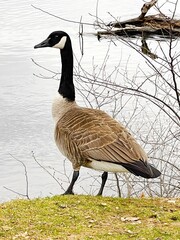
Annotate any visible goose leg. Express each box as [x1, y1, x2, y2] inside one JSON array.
[[63, 170, 79, 195], [97, 171, 108, 196]]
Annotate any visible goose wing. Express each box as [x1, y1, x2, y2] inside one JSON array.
[[55, 107, 160, 178]]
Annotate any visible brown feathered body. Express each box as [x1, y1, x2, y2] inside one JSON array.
[[52, 95, 158, 178]]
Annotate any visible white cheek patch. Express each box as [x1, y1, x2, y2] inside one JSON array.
[[53, 36, 67, 49]]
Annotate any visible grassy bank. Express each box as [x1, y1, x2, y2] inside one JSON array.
[[0, 195, 179, 239]]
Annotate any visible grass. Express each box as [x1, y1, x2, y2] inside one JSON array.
[[0, 195, 179, 239]]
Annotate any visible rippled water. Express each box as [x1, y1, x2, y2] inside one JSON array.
[[0, 0, 179, 202]]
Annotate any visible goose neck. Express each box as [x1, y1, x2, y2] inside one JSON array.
[[58, 42, 75, 101]]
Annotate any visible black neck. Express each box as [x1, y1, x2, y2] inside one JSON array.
[[58, 38, 75, 101]]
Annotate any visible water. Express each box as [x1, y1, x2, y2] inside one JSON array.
[[0, 0, 179, 202]]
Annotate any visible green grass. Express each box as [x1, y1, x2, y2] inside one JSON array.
[[0, 195, 179, 239]]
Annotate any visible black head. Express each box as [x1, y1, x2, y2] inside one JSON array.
[[34, 31, 70, 49]]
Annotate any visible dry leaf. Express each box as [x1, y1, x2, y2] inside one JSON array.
[[59, 204, 68, 208], [121, 216, 141, 224], [121, 216, 140, 222], [13, 231, 29, 239], [126, 230, 134, 234], [167, 200, 176, 204], [89, 219, 96, 223], [100, 202, 107, 206], [2, 226, 13, 231]]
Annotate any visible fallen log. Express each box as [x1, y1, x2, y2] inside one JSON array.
[[97, 0, 180, 39]]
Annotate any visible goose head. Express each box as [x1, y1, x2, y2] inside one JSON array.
[[34, 31, 70, 50], [34, 30, 75, 101]]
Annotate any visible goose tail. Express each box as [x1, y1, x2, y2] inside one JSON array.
[[147, 164, 161, 178], [120, 160, 161, 179]]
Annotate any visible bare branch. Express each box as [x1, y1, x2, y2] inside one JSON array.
[[4, 154, 30, 200], [31, 151, 65, 192], [32, 5, 95, 26]]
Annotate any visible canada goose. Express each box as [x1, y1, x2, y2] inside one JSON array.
[[34, 31, 161, 195]]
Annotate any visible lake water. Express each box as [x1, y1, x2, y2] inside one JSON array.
[[0, 0, 179, 202]]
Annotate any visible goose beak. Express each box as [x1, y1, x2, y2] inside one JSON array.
[[34, 38, 50, 49]]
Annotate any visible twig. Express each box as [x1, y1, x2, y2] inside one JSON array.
[[32, 58, 59, 75], [114, 173, 121, 197], [4, 154, 30, 200], [79, 16, 84, 56], [139, 0, 158, 19], [31, 151, 65, 191], [3, 186, 29, 199], [32, 5, 95, 26]]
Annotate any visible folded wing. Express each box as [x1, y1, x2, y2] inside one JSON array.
[[55, 107, 161, 178]]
